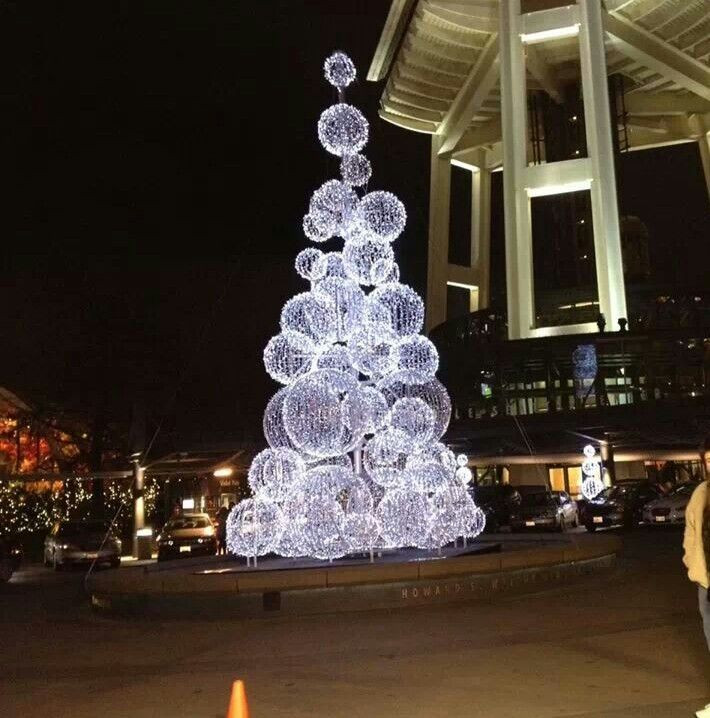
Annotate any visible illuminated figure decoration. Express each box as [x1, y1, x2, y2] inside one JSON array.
[[227, 52, 485, 562], [580, 444, 604, 500]]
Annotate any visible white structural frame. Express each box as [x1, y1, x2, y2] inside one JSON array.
[[499, 0, 628, 340]]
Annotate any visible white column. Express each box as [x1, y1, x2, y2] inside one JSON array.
[[426, 134, 451, 332], [578, 0, 628, 329], [698, 132, 710, 204], [471, 149, 492, 309], [499, 0, 533, 340]]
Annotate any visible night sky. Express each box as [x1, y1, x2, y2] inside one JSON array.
[[1, 1, 707, 456]]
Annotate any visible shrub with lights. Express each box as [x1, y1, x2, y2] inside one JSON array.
[[227, 52, 485, 563]]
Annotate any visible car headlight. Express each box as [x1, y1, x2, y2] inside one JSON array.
[[59, 543, 73, 550]]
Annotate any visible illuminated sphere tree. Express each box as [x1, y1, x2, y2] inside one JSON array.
[[227, 52, 485, 562]]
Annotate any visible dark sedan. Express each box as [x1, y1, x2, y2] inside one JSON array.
[[44, 520, 122, 569], [584, 481, 660, 531], [157, 513, 217, 562], [510, 491, 579, 532], [473, 484, 519, 532]]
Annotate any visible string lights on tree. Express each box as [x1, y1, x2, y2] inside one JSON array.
[[227, 52, 485, 563]]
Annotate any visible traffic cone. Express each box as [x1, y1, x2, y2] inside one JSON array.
[[226, 680, 250, 718]]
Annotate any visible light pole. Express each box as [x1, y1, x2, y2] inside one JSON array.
[[132, 458, 145, 558]]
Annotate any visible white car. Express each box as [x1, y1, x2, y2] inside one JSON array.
[[641, 483, 698, 526]]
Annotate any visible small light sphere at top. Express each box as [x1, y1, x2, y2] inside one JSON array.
[[324, 51, 356, 89], [358, 191, 406, 242], [583, 444, 596, 458], [318, 104, 369, 157], [341, 153, 372, 187]]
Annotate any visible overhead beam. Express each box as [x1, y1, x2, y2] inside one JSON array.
[[421, 1, 497, 34], [604, 10, 710, 101], [378, 110, 437, 134], [623, 91, 710, 116], [525, 43, 564, 103], [367, 0, 417, 82], [437, 35, 500, 155], [451, 118, 502, 154]]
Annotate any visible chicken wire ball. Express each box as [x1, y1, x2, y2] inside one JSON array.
[[263, 388, 298, 451], [348, 323, 399, 378], [341, 385, 389, 436], [377, 370, 452, 440], [387, 397, 435, 449], [226, 497, 283, 558], [456, 453, 468, 467], [295, 248, 326, 281], [340, 153, 371, 187], [426, 490, 465, 548], [302, 209, 336, 243], [318, 103, 369, 157], [363, 427, 409, 489], [315, 343, 356, 375], [300, 499, 349, 560], [402, 456, 450, 494], [324, 51, 356, 90], [313, 277, 365, 341], [381, 262, 400, 284], [407, 442, 457, 475], [280, 292, 337, 346], [342, 237, 394, 286], [367, 284, 424, 338], [315, 251, 349, 281], [283, 369, 363, 458], [455, 465, 473, 486], [343, 512, 380, 553], [300, 464, 355, 506], [396, 335, 439, 376], [247, 447, 306, 503], [309, 180, 359, 233], [376, 488, 431, 548], [263, 330, 316, 385], [357, 191, 407, 242]]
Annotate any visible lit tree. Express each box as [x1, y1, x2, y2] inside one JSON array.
[[227, 52, 485, 563]]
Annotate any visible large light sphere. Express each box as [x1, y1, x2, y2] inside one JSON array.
[[247, 448, 305, 503], [283, 369, 362, 458], [367, 283, 424, 338], [324, 51, 356, 89], [377, 370, 452, 440], [396, 335, 439, 375], [363, 427, 409, 488], [301, 464, 355, 504], [280, 292, 337, 346], [402, 456, 450, 494], [340, 153, 371, 187], [349, 323, 398, 378], [263, 330, 315, 385], [376, 488, 430, 548], [315, 251, 348, 280], [313, 277, 365, 341], [263, 388, 298, 451], [342, 385, 388, 436], [302, 210, 336, 243], [318, 103, 369, 157], [315, 343, 355, 375], [357, 190, 406, 242], [300, 499, 348, 560], [342, 237, 394, 286], [343, 513, 379, 553], [387, 397, 435, 448], [309, 180, 359, 233], [295, 248, 326, 281], [226, 498, 283, 557], [455, 466, 473, 486], [408, 442, 457, 475]]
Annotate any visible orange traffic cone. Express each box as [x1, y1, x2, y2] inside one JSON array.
[[226, 680, 250, 718]]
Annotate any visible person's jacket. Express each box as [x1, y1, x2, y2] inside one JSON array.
[[683, 482, 709, 589]]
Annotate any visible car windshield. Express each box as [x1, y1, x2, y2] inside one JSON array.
[[606, 485, 636, 500], [672, 484, 696, 497], [58, 521, 108, 537], [166, 517, 210, 530], [521, 493, 553, 507]]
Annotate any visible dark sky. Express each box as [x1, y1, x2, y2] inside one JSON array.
[[1, 1, 707, 454]]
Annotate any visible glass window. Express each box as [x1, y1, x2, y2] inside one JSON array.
[[568, 466, 583, 497], [549, 467, 565, 492]]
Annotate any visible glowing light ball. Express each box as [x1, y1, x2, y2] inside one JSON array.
[[455, 466, 473, 485], [280, 292, 337, 346], [295, 248, 326, 281], [340, 153, 371, 187], [343, 478, 375, 515], [363, 427, 409, 488], [388, 397, 435, 448], [313, 276, 365, 341], [324, 51, 356, 89], [226, 498, 283, 557], [408, 442, 457, 475], [403, 457, 449, 494], [343, 513, 380, 552], [583, 444, 596, 458], [341, 385, 388, 436], [396, 335, 439, 375], [377, 370, 452, 440], [263, 330, 315, 385], [283, 369, 362, 458], [318, 104, 369, 157], [358, 191, 406, 241], [309, 180, 359, 232], [349, 323, 398, 378], [247, 448, 305, 503], [263, 388, 298, 451], [301, 464, 355, 503], [367, 284, 424, 338], [302, 210, 336, 242], [376, 489, 430, 548], [456, 454, 468, 467], [342, 237, 394, 286]]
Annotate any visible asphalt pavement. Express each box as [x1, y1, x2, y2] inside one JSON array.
[[2, 526, 708, 718]]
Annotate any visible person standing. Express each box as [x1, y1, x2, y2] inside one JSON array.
[[216, 504, 229, 556], [683, 440, 710, 718]]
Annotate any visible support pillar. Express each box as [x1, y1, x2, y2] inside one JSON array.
[[471, 149, 492, 309], [578, 0, 628, 329], [132, 462, 145, 559], [697, 131, 710, 205], [426, 134, 451, 332]]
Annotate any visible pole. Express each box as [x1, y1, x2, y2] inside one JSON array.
[[132, 462, 145, 558]]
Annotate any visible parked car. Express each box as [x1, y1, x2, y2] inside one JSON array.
[[0, 535, 23, 582], [44, 520, 122, 570], [584, 480, 660, 531], [157, 513, 217, 562], [641, 483, 698, 526], [510, 490, 579, 532], [473, 484, 519, 531]]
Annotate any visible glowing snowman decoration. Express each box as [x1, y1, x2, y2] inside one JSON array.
[[580, 444, 604, 500]]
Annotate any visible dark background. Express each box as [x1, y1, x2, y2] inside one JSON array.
[[0, 1, 707, 456]]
